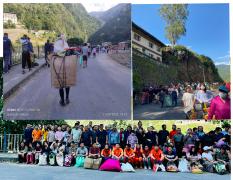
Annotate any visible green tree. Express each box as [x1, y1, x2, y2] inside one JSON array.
[[159, 4, 189, 46]]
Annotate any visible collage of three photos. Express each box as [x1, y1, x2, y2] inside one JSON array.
[[0, 2, 231, 180]]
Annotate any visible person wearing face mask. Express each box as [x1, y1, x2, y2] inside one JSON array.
[[208, 85, 230, 120]]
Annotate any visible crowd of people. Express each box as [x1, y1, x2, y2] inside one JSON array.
[[17, 121, 231, 174], [3, 33, 36, 74], [135, 82, 231, 120]]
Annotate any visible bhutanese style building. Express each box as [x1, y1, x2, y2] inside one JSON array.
[[132, 22, 165, 62]]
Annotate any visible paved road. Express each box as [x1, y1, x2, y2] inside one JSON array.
[[134, 96, 185, 120], [4, 53, 131, 120], [0, 163, 230, 180]]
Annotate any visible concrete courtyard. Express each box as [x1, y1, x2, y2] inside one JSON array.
[[0, 163, 230, 180]]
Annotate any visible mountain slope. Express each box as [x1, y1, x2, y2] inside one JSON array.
[[3, 3, 101, 41], [88, 4, 131, 44], [216, 64, 230, 82]]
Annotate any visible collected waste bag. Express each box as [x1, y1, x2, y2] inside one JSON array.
[[121, 163, 135, 172], [75, 156, 85, 167], [178, 158, 190, 172], [50, 55, 77, 88], [38, 154, 47, 166]]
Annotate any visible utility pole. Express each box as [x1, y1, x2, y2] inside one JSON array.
[[203, 66, 206, 84]]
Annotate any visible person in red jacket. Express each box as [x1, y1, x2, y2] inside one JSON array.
[[169, 125, 177, 142]]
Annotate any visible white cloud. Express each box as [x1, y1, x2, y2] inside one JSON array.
[[82, 2, 118, 12], [215, 61, 230, 65], [186, 46, 192, 50], [217, 54, 230, 59]]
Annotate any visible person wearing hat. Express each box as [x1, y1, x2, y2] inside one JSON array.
[[201, 146, 215, 172], [207, 85, 230, 120]]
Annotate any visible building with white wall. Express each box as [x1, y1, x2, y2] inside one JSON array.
[[132, 22, 165, 62], [3, 13, 18, 24]]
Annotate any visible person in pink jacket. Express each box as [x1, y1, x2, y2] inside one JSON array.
[[208, 85, 230, 120]]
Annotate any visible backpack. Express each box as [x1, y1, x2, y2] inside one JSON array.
[[214, 162, 227, 175], [22, 41, 30, 52]]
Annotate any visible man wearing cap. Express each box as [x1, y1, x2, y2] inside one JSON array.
[[208, 85, 230, 120]]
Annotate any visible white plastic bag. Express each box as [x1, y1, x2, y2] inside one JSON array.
[[158, 164, 166, 172], [178, 158, 190, 172], [121, 163, 135, 172], [56, 154, 64, 167], [38, 154, 47, 166]]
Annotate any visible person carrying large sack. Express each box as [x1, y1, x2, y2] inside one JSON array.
[[51, 34, 77, 106]]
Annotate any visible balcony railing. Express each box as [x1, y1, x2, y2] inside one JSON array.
[[9, 45, 44, 66], [0, 134, 23, 153]]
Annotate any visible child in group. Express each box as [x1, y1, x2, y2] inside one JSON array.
[[112, 144, 124, 162], [101, 144, 112, 163], [134, 144, 143, 168], [124, 144, 135, 165], [142, 145, 151, 169]]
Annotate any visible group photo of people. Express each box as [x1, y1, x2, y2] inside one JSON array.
[[15, 120, 230, 175]]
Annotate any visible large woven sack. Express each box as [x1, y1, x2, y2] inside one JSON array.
[[92, 158, 102, 170], [38, 154, 47, 166], [99, 159, 121, 172], [50, 55, 77, 88], [84, 157, 94, 169]]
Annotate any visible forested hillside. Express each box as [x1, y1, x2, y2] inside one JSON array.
[[133, 45, 223, 91], [3, 3, 101, 41], [88, 4, 131, 44]]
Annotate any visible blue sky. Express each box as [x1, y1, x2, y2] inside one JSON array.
[[132, 4, 230, 65]]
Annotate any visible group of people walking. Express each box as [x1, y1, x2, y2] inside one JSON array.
[[136, 82, 230, 120], [17, 121, 231, 174], [3, 33, 35, 74]]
